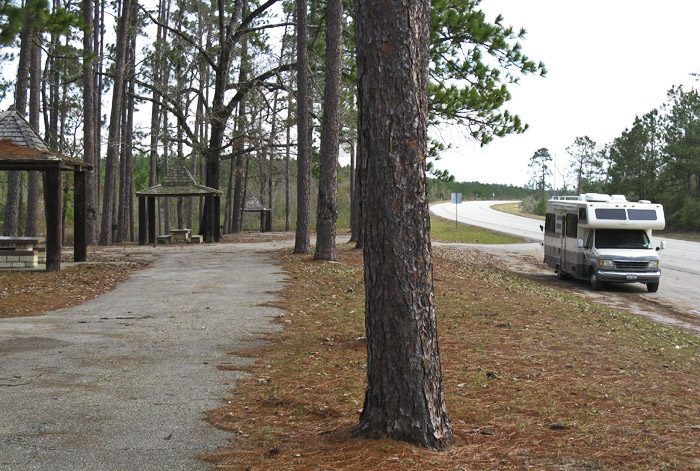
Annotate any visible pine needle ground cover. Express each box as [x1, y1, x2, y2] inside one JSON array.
[[0, 249, 150, 318], [206, 245, 700, 471]]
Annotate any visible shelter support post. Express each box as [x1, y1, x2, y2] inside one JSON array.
[[214, 196, 221, 242], [138, 196, 147, 245], [147, 196, 156, 244], [45, 164, 63, 272], [261, 209, 272, 232], [73, 170, 88, 262], [204, 195, 214, 243]]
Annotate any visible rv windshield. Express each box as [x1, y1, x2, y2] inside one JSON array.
[[595, 229, 651, 249]]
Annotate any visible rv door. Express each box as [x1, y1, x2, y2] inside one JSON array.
[[560, 214, 566, 261]]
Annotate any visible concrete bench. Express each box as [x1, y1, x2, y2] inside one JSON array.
[[156, 235, 172, 244], [0, 237, 45, 268], [189, 234, 203, 244]]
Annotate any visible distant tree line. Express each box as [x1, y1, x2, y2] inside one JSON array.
[[428, 178, 536, 202]]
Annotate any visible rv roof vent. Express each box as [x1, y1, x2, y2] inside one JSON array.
[[610, 194, 628, 202], [638, 199, 651, 204], [584, 193, 611, 202]]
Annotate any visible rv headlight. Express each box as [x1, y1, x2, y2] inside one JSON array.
[[598, 259, 614, 268], [653, 259, 660, 268]]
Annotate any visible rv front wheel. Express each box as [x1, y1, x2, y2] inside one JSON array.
[[647, 282, 659, 293], [590, 271, 602, 291]]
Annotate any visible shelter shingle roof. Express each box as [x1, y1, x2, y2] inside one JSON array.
[[136, 159, 222, 196], [0, 109, 49, 151], [0, 108, 92, 171]]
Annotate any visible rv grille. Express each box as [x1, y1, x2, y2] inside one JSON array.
[[613, 261, 649, 271]]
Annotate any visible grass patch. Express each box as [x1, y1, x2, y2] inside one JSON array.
[[655, 230, 700, 243], [431, 214, 524, 244], [492, 201, 545, 221], [205, 245, 700, 470]]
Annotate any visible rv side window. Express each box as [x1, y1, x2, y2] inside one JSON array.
[[578, 207, 587, 222], [545, 213, 556, 234], [595, 208, 627, 220], [627, 209, 657, 221], [565, 213, 578, 238]]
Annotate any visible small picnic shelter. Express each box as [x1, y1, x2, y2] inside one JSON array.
[[135, 159, 222, 244], [0, 109, 92, 272], [243, 197, 272, 232]]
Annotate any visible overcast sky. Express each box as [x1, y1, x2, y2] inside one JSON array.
[[432, 0, 700, 187]]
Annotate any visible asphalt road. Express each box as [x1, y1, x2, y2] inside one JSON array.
[[0, 242, 287, 471], [431, 200, 700, 328]]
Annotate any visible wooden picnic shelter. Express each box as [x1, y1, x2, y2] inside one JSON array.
[[135, 159, 222, 244], [0, 109, 92, 272]]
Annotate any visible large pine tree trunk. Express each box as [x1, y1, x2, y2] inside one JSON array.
[[3, 171, 22, 237], [117, 22, 136, 243], [313, 0, 342, 261], [82, 0, 98, 245], [25, 31, 42, 237], [99, 0, 132, 245], [348, 139, 358, 241], [293, 0, 312, 254], [354, 0, 453, 451], [285, 94, 291, 233], [231, 2, 248, 234], [350, 134, 362, 247], [162, 113, 170, 233]]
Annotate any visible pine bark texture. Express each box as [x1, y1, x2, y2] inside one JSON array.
[[293, 0, 312, 254], [355, 0, 453, 451], [313, 0, 343, 261]]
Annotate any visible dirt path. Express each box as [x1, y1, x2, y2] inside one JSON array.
[[0, 242, 289, 471]]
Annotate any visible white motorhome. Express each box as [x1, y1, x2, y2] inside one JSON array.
[[543, 193, 666, 292]]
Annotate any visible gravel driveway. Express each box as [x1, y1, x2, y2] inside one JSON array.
[[0, 242, 288, 470]]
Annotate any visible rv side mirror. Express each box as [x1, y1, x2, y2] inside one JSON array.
[[657, 240, 666, 251], [577, 238, 584, 248]]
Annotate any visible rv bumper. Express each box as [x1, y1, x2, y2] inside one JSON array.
[[596, 270, 661, 283]]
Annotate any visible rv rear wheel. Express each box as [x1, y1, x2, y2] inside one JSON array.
[[590, 271, 602, 290], [557, 265, 569, 280], [647, 282, 659, 293]]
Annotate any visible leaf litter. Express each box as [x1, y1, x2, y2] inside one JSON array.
[[205, 244, 700, 471]]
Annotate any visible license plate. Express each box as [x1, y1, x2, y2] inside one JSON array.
[[626, 274, 638, 280]]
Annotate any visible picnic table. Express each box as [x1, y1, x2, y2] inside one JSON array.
[[0, 236, 46, 268], [169, 229, 191, 243]]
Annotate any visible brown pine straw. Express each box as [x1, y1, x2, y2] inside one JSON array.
[[203, 245, 700, 470]]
